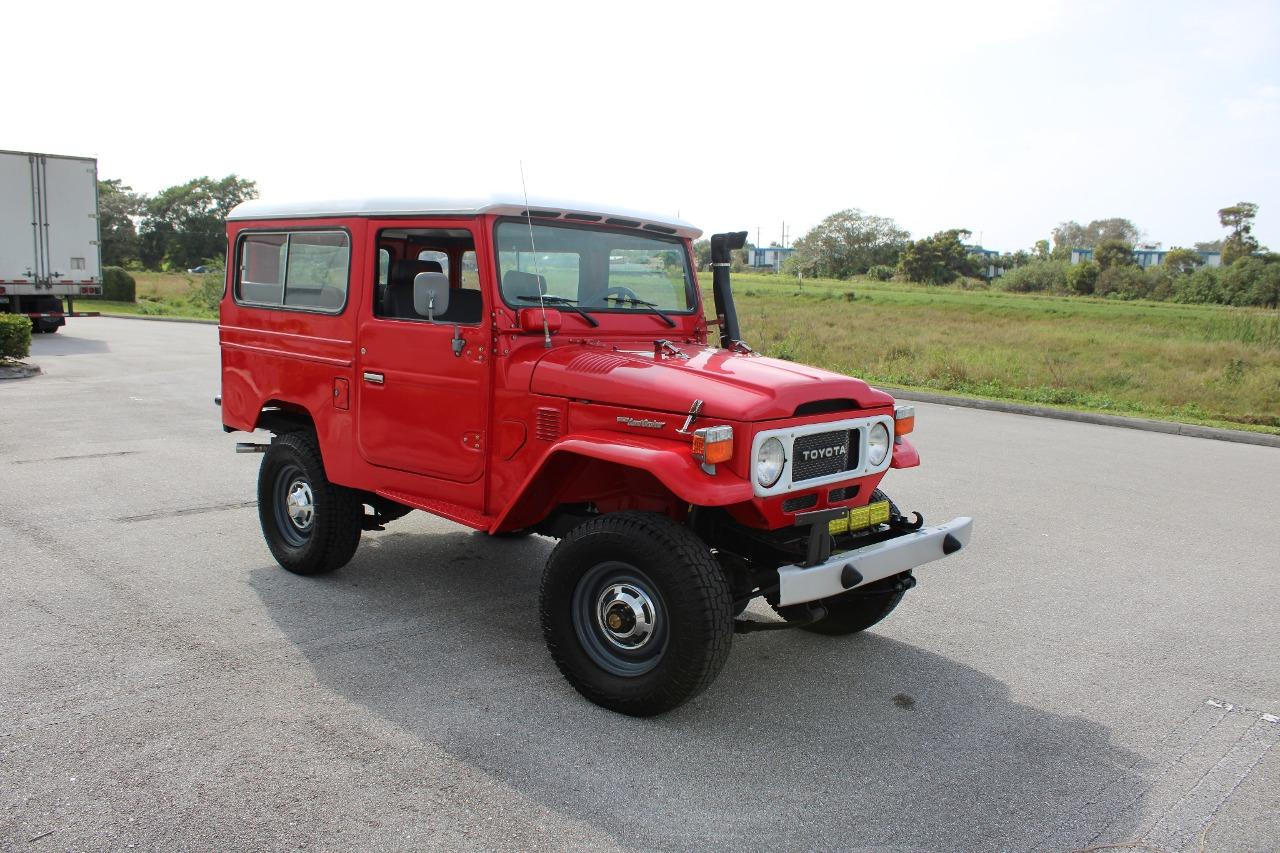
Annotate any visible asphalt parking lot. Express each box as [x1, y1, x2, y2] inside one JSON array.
[[2, 317, 1277, 852]]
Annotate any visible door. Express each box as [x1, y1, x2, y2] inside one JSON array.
[[40, 155, 101, 284], [355, 222, 490, 484], [0, 152, 38, 282]]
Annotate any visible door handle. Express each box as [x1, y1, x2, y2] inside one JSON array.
[[362, 371, 384, 385]]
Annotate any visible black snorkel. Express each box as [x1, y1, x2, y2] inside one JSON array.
[[710, 231, 748, 349]]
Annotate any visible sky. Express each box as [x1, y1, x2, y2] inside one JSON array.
[[7, 0, 1279, 252]]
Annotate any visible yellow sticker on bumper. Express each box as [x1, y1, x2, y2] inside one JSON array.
[[828, 500, 890, 535]]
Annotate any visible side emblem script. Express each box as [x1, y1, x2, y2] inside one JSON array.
[[616, 416, 666, 430]]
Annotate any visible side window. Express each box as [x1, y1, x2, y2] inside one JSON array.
[[418, 249, 449, 277], [378, 248, 390, 285], [460, 251, 479, 290], [284, 232, 350, 310], [377, 228, 482, 324], [235, 231, 349, 313], [238, 233, 287, 305]]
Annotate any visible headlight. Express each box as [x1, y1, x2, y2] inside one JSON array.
[[867, 423, 891, 466], [756, 437, 785, 487]]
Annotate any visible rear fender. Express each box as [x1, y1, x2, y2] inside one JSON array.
[[492, 431, 753, 533]]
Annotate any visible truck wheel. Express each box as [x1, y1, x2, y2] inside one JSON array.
[[258, 431, 362, 575], [540, 512, 733, 716]]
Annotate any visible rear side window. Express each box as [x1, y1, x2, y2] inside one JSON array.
[[236, 230, 350, 313]]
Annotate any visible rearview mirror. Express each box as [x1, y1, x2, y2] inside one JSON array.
[[413, 272, 451, 320]]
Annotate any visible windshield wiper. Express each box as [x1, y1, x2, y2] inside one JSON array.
[[603, 295, 676, 328], [516, 294, 599, 327]]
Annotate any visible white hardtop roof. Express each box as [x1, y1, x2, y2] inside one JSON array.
[[227, 195, 702, 239]]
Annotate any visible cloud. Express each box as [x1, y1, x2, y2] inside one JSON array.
[[1227, 84, 1280, 120]]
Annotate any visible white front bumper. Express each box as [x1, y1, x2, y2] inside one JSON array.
[[776, 516, 974, 607]]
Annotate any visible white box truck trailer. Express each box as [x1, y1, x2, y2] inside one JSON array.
[[0, 149, 103, 333]]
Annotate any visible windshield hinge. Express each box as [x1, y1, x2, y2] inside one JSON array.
[[654, 339, 688, 360]]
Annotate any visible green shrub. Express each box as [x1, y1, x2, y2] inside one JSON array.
[[0, 314, 32, 360], [996, 259, 1069, 293], [866, 264, 894, 281], [1095, 265, 1150, 299], [1144, 266, 1177, 302], [1220, 257, 1280, 308], [1173, 267, 1224, 304], [1066, 260, 1099, 295], [90, 266, 137, 302], [195, 274, 224, 311]]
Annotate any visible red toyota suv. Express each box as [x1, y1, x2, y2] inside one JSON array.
[[218, 196, 972, 715]]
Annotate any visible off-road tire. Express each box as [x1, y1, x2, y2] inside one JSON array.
[[258, 431, 363, 575], [540, 512, 733, 716]]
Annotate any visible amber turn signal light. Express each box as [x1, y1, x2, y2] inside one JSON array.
[[894, 405, 915, 437], [691, 425, 734, 464]]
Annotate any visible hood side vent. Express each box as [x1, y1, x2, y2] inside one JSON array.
[[794, 398, 859, 417], [535, 408, 562, 441]]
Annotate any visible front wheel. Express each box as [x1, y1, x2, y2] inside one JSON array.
[[540, 512, 733, 716], [257, 431, 363, 575]]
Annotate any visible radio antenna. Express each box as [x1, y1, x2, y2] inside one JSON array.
[[518, 161, 552, 348]]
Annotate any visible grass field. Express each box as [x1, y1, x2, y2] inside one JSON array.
[[82, 271, 221, 320], [87, 270, 1280, 435], [730, 272, 1280, 434]]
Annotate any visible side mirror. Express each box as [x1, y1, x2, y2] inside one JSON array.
[[412, 272, 451, 321]]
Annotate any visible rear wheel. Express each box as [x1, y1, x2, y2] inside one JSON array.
[[540, 512, 733, 716], [258, 431, 363, 574]]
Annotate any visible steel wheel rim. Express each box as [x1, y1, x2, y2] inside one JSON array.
[[273, 464, 314, 546], [571, 561, 668, 677]]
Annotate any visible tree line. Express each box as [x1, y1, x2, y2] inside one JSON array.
[[98, 175, 258, 270], [759, 203, 1276, 308]]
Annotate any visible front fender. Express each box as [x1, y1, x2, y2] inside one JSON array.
[[491, 430, 754, 532]]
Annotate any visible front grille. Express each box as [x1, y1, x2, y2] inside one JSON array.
[[791, 429, 857, 482], [828, 485, 859, 503], [781, 493, 818, 513]]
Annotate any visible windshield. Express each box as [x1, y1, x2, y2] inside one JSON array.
[[495, 221, 696, 314]]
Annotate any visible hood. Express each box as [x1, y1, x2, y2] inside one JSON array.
[[529, 342, 893, 421]]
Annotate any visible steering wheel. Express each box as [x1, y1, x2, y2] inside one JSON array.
[[601, 286, 640, 304]]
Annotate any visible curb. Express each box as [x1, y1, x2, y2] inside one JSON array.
[[0, 362, 42, 380], [885, 387, 1280, 449], [98, 313, 218, 325]]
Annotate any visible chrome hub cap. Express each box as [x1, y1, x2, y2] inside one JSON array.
[[285, 479, 314, 530], [596, 583, 657, 650]]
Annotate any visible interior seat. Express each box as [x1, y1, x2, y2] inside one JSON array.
[[437, 288, 482, 324], [386, 259, 442, 318], [503, 270, 548, 303]]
